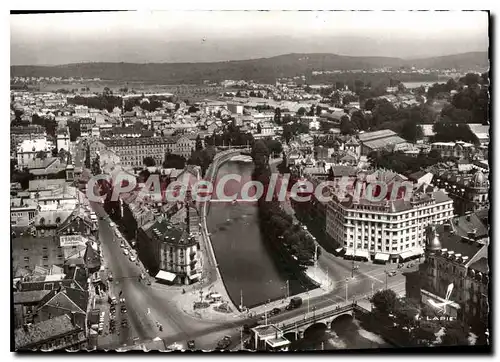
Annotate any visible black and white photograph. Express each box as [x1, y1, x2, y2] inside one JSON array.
[[9, 9, 491, 353]]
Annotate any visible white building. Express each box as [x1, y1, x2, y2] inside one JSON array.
[[17, 139, 54, 167], [326, 179, 454, 264]]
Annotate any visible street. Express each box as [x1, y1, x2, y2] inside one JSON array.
[[92, 201, 245, 350]]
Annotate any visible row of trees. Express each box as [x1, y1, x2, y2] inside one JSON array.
[[251, 140, 317, 265], [339, 101, 428, 143], [367, 149, 444, 175], [67, 94, 122, 113], [123, 96, 163, 113]]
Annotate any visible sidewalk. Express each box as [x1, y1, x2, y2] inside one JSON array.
[[305, 264, 334, 292], [171, 280, 244, 323]]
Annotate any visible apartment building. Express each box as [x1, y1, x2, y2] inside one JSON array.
[[17, 139, 54, 168], [326, 183, 454, 264], [430, 141, 476, 159], [420, 213, 489, 336], [11, 125, 46, 155], [101, 135, 198, 168], [137, 216, 200, 285]]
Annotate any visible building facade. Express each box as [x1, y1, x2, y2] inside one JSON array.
[[419, 214, 489, 336], [431, 169, 489, 215], [326, 183, 454, 263]]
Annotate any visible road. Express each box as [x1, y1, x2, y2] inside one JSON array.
[[85, 149, 410, 351], [92, 201, 250, 350]]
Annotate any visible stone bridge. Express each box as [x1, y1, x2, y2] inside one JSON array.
[[278, 304, 370, 341]]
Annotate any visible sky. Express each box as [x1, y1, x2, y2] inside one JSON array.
[[10, 11, 489, 65]]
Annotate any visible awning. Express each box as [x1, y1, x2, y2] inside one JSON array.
[[188, 273, 201, 281], [399, 250, 414, 259], [355, 250, 370, 259], [155, 270, 176, 282], [374, 253, 390, 262], [344, 249, 355, 257], [400, 248, 424, 260]]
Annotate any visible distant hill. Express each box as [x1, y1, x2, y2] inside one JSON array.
[[406, 52, 489, 71], [11, 52, 488, 85]]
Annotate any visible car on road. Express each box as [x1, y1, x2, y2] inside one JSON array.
[[187, 340, 196, 350], [270, 307, 281, 316], [216, 336, 232, 350], [121, 305, 127, 313], [146, 280, 152, 286], [387, 271, 397, 277], [123, 249, 129, 256]]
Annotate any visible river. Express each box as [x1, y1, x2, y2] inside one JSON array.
[[292, 315, 393, 350], [207, 160, 392, 349], [206, 160, 311, 308]]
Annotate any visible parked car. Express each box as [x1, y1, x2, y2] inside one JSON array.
[[187, 340, 196, 350], [270, 307, 281, 315], [121, 306, 127, 313], [130, 255, 137, 262], [108, 273, 113, 281], [123, 249, 129, 256], [109, 222, 116, 228], [388, 271, 397, 277], [120, 297, 126, 303]]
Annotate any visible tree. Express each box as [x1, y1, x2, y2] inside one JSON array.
[[195, 134, 203, 152], [364, 98, 376, 111], [143, 156, 156, 167], [257, 123, 262, 134], [188, 105, 199, 113], [91, 154, 101, 176], [440, 326, 469, 346], [36, 150, 47, 160], [401, 119, 423, 142], [274, 107, 282, 124], [84, 145, 91, 169], [308, 105, 316, 116], [412, 321, 438, 346], [103, 87, 112, 96], [297, 107, 307, 117], [459, 73, 481, 87], [371, 289, 397, 316], [163, 152, 186, 169], [340, 115, 355, 135]]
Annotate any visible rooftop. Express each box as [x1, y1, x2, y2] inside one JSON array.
[[13, 290, 51, 305], [14, 314, 79, 350], [363, 135, 408, 150], [358, 129, 397, 143]]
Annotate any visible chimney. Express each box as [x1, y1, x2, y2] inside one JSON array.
[[70, 312, 76, 326]]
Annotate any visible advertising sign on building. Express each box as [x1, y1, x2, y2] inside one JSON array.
[[60, 235, 85, 247]]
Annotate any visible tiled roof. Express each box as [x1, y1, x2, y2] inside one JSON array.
[[358, 129, 397, 142], [363, 136, 407, 150], [14, 314, 79, 350], [13, 290, 51, 305]]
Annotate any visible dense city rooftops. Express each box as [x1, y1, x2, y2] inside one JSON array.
[[14, 314, 81, 350]]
